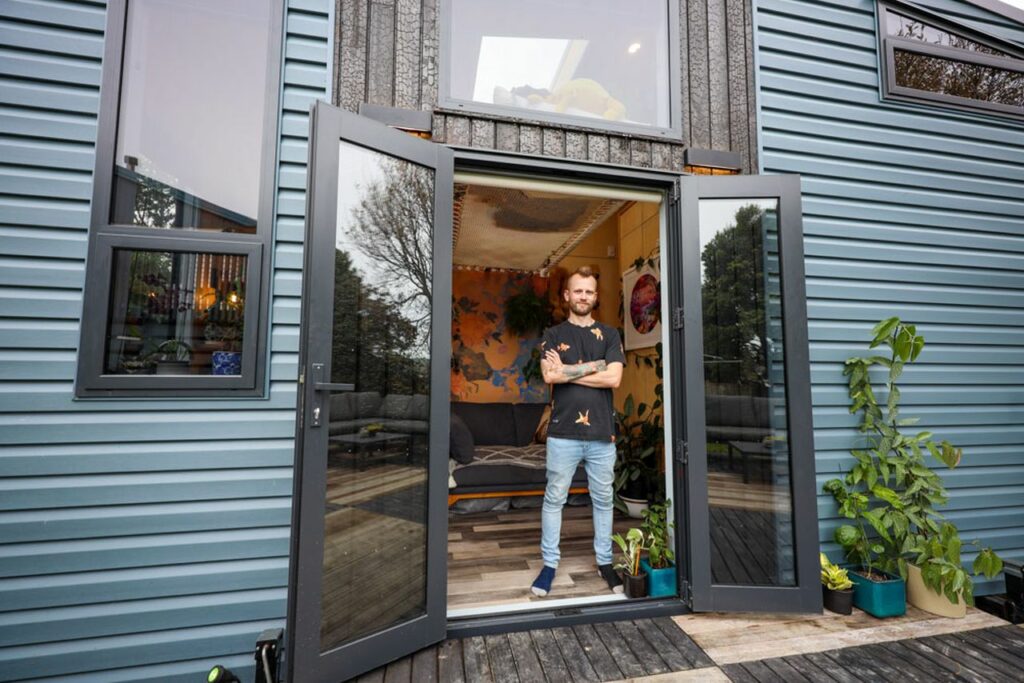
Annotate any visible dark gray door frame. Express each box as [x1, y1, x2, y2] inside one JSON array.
[[285, 101, 454, 682], [679, 174, 821, 613]]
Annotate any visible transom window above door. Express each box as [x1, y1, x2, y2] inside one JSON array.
[[441, 0, 679, 136]]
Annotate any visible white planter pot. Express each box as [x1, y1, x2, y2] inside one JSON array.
[[906, 563, 966, 618], [621, 495, 649, 519]]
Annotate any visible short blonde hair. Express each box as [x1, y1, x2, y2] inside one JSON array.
[[566, 266, 598, 288]]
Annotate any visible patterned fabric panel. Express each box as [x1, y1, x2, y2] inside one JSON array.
[[455, 443, 548, 470]]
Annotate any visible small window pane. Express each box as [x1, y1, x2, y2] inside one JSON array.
[[894, 49, 1024, 108], [105, 250, 247, 376], [447, 0, 671, 129], [886, 12, 1010, 56], [110, 0, 273, 232]]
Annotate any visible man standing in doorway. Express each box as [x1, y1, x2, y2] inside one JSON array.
[[531, 266, 625, 597]]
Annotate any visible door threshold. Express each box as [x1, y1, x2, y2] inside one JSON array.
[[447, 597, 687, 639], [447, 592, 626, 619]]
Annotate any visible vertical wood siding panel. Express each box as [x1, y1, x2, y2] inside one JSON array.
[[652, 142, 673, 170], [707, 0, 731, 150], [587, 135, 610, 164], [394, 0, 421, 109], [542, 128, 565, 158], [366, 0, 396, 105], [630, 139, 653, 168], [431, 111, 446, 142], [744, 0, 757, 173], [420, 0, 438, 109], [678, 0, 691, 146], [520, 125, 541, 155], [725, 0, 751, 171], [688, 0, 712, 149], [446, 115, 470, 145], [338, 0, 368, 110], [565, 131, 587, 160], [495, 122, 519, 152], [470, 118, 495, 149], [609, 136, 630, 165]]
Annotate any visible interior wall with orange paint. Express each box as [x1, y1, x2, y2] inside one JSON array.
[[615, 201, 662, 414]]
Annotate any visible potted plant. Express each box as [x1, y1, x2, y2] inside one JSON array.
[[825, 317, 1003, 618], [612, 527, 647, 598], [145, 339, 193, 375], [204, 316, 243, 375], [614, 393, 662, 518], [505, 289, 552, 336], [820, 553, 854, 615], [639, 499, 676, 597]]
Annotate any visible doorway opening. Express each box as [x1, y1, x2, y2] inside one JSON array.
[[445, 172, 677, 616]]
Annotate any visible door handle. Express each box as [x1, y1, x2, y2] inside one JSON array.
[[308, 363, 354, 428]]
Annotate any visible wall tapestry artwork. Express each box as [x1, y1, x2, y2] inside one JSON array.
[[623, 260, 661, 350], [451, 269, 552, 403]]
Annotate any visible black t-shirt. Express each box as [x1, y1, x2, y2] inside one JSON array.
[[541, 321, 626, 442]]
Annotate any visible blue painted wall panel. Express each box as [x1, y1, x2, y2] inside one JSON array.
[[756, 0, 1024, 596], [0, 0, 329, 679]]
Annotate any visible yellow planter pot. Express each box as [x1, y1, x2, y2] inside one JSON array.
[[906, 564, 966, 618]]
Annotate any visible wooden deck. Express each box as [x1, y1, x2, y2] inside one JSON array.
[[353, 609, 1023, 682]]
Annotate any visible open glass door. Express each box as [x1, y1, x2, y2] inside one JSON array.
[[286, 102, 452, 681], [675, 174, 820, 612]]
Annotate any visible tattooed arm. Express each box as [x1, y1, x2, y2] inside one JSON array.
[[541, 349, 608, 385], [570, 361, 622, 388]]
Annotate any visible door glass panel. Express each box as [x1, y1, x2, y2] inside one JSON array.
[[319, 141, 433, 652], [698, 198, 795, 586]]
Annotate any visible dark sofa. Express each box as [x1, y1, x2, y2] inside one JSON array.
[[704, 394, 771, 444], [328, 391, 429, 436], [449, 401, 587, 495]]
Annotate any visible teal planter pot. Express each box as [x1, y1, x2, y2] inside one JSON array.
[[848, 569, 905, 618], [641, 558, 677, 598]]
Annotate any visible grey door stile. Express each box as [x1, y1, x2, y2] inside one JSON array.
[[679, 174, 820, 613], [286, 101, 453, 682]]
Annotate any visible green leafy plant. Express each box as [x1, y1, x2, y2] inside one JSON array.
[[820, 553, 853, 591], [824, 317, 1002, 602], [505, 289, 552, 336], [641, 499, 675, 569], [612, 527, 644, 577], [145, 339, 192, 364], [614, 342, 665, 507]]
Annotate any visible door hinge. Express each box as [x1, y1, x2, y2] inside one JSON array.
[[681, 580, 693, 609], [672, 307, 684, 330], [671, 183, 680, 205], [675, 440, 688, 466]]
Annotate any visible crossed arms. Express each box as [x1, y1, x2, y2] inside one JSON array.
[[541, 349, 623, 388]]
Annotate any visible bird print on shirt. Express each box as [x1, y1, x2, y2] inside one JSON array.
[[590, 328, 603, 341], [576, 410, 591, 427]]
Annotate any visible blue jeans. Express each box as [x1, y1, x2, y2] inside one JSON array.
[[541, 436, 617, 567]]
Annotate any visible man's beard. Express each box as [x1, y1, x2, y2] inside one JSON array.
[[569, 300, 594, 315]]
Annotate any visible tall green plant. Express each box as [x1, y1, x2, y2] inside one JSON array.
[[824, 317, 1001, 602]]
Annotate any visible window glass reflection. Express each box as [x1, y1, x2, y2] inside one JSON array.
[[894, 49, 1024, 108], [448, 0, 671, 128], [319, 142, 433, 652], [699, 199, 795, 587], [105, 250, 246, 376], [886, 12, 1009, 56], [110, 0, 272, 232]]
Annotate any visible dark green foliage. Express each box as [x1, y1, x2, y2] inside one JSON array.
[[824, 317, 1002, 603], [504, 289, 552, 336], [614, 342, 664, 506], [641, 499, 675, 569]]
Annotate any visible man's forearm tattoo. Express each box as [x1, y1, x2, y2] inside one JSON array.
[[562, 359, 607, 380]]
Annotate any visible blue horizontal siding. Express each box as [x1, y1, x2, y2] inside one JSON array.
[[757, 0, 1024, 594], [0, 0, 329, 680]]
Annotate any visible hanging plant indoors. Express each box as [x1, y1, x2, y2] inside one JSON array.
[[505, 289, 553, 337]]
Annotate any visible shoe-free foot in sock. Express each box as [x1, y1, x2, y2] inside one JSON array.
[[598, 564, 624, 594], [531, 566, 556, 597]]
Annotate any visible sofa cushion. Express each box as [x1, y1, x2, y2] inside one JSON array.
[[449, 412, 475, 464], [406, 394, 429, 420], [354, 391, 382, 418], [329, 393, 355, 422], [380, 394, 411, 419], [451, 402, 517, 445], [512, 403, 548, 447]]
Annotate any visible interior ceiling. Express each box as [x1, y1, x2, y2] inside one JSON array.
[[453, 184, 624, 273]]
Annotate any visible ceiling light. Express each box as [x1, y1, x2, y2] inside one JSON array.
[[627, 42, 642, 54]]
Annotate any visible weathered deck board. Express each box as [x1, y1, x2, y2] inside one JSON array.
[[351, 617, 1023, 682]]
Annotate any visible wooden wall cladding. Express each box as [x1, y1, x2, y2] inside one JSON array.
[[334, 0, 758, 173]]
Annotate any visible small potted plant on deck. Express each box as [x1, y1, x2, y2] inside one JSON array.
[[820, 553, 854, 615], [640, 499, 676, 598], [612, 527, 647, 598]]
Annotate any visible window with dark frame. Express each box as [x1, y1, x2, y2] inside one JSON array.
[[76, 0, 281, 396], [440, 0, 679, 136], [878, 2, 1024, 119]]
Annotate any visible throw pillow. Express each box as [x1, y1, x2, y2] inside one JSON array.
[[534, 404, 552, 443], [450, 412, 475, 464]]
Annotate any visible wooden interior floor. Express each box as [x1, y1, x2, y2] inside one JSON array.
[[448, 504, 638, 611]]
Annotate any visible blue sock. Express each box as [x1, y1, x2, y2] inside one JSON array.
[[531, 566, 556, 597]]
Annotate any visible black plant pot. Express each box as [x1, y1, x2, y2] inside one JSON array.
[[623, 572, 648, 599], [823, 585, 854, 615]]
